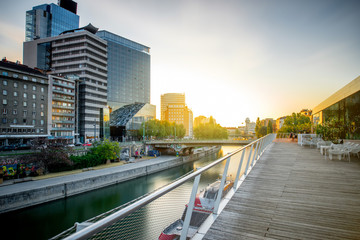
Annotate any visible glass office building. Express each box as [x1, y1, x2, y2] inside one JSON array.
[[312, 76, 360, 139], [25, 0, 79, 42], [96, 31, 151, 111]]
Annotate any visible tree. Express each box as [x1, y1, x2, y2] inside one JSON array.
[[255, 117, 264, 138], [138, 120, 187, 139], [91, 139, 121, 162], [267, 121, 273, 134], [193, 122, 228, 140], [279, 113, 312, 133]]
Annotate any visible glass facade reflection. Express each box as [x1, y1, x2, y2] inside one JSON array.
[[96, 31, 151, 110], [25, 3, 79, 42], [312, 76, 360, 139]]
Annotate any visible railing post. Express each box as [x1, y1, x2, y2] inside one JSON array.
[[234, 149, 245, 189], [213, 157, 231, 214], [180, 174, 201, 240], [251, 141, 259, 167], [258, 138, 264, 156], [244, 144, 253, 176]]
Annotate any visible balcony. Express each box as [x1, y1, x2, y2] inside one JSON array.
[[53, 89, 75, 96], [52, 96, 75, 103], [52, 112, 75, 117]]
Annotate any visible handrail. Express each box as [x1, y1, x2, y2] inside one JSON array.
[[63, 134, 276, 240]]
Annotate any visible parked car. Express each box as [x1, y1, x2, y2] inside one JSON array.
[[82, 143, 92, 146], [74, 142, 82, 146], [148, 150, 160, 157]]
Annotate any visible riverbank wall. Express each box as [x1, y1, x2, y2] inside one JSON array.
[[0, 146, 221, 214]]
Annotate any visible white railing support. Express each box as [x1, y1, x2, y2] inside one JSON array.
[[234, 149, 245, 189], [213, 157, 231, 214], [244, 145, 253, 175], [180, 174, 201, 240]]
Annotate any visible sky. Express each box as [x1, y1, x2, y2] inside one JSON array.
[[0, 0, 359, 127]]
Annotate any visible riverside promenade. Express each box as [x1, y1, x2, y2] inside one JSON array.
[[0, 146, 219, 214], [203, 141, 360, 240]]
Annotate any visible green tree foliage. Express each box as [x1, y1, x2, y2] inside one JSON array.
[[278, 113, 312, 133], [267, 121, 273, 134], [91, 139, 121, 161], [315, 119, 346, 141], [193, 122, 228, 140], [138, 120, 186, 139], [255, 117, 264, 138]]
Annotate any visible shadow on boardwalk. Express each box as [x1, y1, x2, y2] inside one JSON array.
[[204, 142, 360, 240]]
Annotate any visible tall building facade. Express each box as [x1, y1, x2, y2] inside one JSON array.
[[25, 0, 79, 42], [23, 26, 108, 142], [48, 75, 76, 143], [0, 59, 49, 146], [96, 30, 151, 111], [163, 103, 193, 137], [161, 93, 185, 120]]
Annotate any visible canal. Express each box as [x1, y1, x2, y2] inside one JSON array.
[[0, 146, 241, 240]]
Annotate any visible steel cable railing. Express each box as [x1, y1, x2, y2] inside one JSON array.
[[61, 134, 276, 240]]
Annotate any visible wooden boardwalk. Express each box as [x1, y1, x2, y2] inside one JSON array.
[[203, 142, 360, 240]]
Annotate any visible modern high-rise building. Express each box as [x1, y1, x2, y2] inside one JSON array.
[[23, 25, 108, 142], [25, 0, 79, 42], [0, 59, 49, 146], [161, 93, 185, 121], [96, 30, 151, 111]]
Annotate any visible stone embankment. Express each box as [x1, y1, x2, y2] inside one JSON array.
[[0, 146, 220, 214]]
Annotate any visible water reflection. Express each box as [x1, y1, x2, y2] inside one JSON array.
[[0, 146, 242, 240]]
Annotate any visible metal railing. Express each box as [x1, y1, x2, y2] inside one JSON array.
[[61, 134, 276, 240]]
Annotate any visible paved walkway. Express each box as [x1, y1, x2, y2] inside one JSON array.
[[204, 142, 360, 240], [0, 156, 176, 196]]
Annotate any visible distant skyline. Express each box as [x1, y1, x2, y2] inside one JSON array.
[[1, 0, 359, 126]]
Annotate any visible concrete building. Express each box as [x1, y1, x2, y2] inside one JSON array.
[[96, 31, 151, 111], [161, 93, 185, 121], [312, 75, 360, 139], [48, 75, 77, 144], [164, 104, 193, 137], [193, 115, 216, 128], [25, 0, 79, 42], [300, 109, 312, 117], [245, 118, 256, 135], [276, 116, 287, 132], [0, 59, 49, 146], [23, 24, 108, 142]]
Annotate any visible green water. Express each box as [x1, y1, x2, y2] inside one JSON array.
[[0, 146, 242, 240]]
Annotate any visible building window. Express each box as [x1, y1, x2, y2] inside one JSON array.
[[24, 84, 27, 89], [33, 86, 36, 91], [41, 112, 44, 117], [23, 76, 28, 80], [41, 79, 45, 84], [40, 120, 44, 126], [2, 99, 7, 105], [32, 103, 36, 108], [36, 129, 39, 133], [14, 91, 18, 97], [14, 82, 18, 88], [3, 80, 7, 86], [2, 90, 7, 96], [2, 72, 8, 76], [14, 100, 17, 106], [40, 129, 44, 133], [13, 119, 17, 124], [23, 119, 26, 124], [23, 110, 27, 117], [23, 101, 27, 107], [40, 104, 44, 109], [32, 78, 37, 82], [32, 94, 36, 99], [41, 95, 44, 100], [13, 109, 17, 115], [13, 74, 18, 78], [2, 118, 6, 124], [2, 109, 7, 115], [32, 111, 36, 117], [41, 87, 44, 93], [24, 93, 27, 98], [32, 119, 36, 125]]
